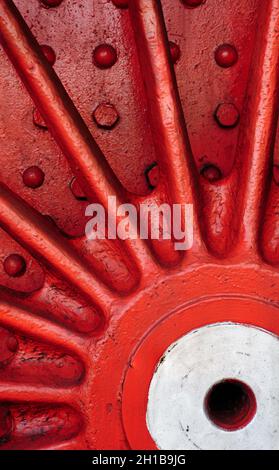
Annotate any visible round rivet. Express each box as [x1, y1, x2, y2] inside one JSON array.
[[146, 163, 160, 189], [214, 103, 240, 128], [181, 0, 205, 7], [169, 41, 181, 64], [93, 44, 117, 69], [93, 103, 119, 129], [33, 108, 47, 129], [215, 44, 238, 68], [23, 166, 45, 189], [0, 407, 13, 441], [3, 254, 26, 278], [70, 177, 87, 200], [201, 164, 222, 182], [41, 0, 63, 7], [112, 0, 129, 8], [41, 44, 56, 66]]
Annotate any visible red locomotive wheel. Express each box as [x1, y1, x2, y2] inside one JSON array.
[[0, 0, 279, 450]]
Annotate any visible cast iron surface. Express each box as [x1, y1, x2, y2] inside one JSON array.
[[0, 0, 278, 449]]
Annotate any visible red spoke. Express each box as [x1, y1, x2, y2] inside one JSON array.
[[129, 0, 197, 208], [0, 298, 88, 355], [0, 0, 278, 451], [130, 0, 200, 246], [236, 0, 279, 251], [0, 184, 111, 314], [0, 383, 76, 403], [0, 0, 122, 209]]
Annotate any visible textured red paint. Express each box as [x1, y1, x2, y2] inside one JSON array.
[[4, 404, 82, 450], [0, 0, 278, 451]]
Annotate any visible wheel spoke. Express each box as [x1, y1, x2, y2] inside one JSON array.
[[236, 0, 279, 252], [0, 184, 114, 316], [182, 1, 279, 258], [0, 0, 122, 208], [0, 383, 76, 402], [0, 401, 83, 450], [129, 0, 202, 259], [0, 298, 88, 354], [0, 0, 161, 275], [19, 273, 104, 335], [129, 0, 197, 206]]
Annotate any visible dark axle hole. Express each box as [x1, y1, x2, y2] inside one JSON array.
[[204, 379, 257, 431]]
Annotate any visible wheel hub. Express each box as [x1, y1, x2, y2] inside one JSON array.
[[122, 294, 279, 450]]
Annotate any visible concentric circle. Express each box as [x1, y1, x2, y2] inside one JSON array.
[[122, 297, 279, 450], [146, 323, 279, 450]]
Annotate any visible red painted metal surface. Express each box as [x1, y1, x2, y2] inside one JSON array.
[[0, 0, 278, 449]]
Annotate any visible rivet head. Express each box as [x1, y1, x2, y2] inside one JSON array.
[[111, 0, 129, 8], [70, 177, 87, 200], [214, 103, 240, 128], [215, 44, 238, 68], [23, 166, 45, 189], [201, 164, 222, 182], [146, 163, 160, 189], [181, 0, 205, 7], [33, 108, 47, 129], [41, 44, 56, 66], [93, 44, 117, 69], [169, 41, 181, 64], [41, 0, 63, 7], [3, 254, 27, 277], [93, 103, 119, 129]]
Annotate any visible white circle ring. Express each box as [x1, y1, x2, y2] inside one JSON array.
[[146, 322, 279, 450]]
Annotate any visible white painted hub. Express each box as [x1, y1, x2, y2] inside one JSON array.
[[146, 323, 279, 450]]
